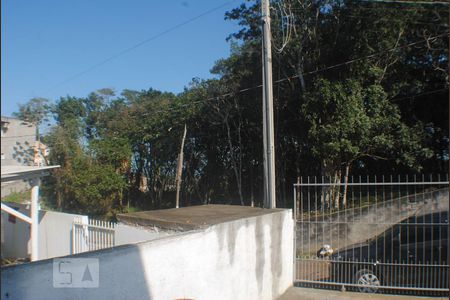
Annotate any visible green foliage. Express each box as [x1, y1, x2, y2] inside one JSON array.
[[302, 78, 433, 172], [1, 190, 30, 203], [69, 159, 127, 216], [33, 0, 447, 215], [13, 97, 51, 126], [13, 97, 52, 142]]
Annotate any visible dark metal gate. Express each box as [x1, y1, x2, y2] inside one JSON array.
[[293, 175, 449, 295]]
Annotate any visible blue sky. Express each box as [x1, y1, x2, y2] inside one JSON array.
[[1, 0, 244, 117]]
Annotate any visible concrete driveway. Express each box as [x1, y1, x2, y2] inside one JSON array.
[[278, 287, 448, 300]]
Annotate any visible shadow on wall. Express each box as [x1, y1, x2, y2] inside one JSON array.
[[1, 244, 152, 300], [1, 207, 50, 260], [1, 208, 293, 300], [12, 141, 34, 165], [1, 206, 86, 261]]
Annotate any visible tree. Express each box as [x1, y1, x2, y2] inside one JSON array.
[[14, 97, 51, 165], [302, 78, 433, 208], [37, 0, 447, 216]]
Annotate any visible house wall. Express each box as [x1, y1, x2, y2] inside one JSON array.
[[1, 116, 36, 197], [0, 205, 30, 259], [0, 205, 87, 260], [1, 203, 174, 261], [1, 209, 294, 300], [1, 116, 36, 166]]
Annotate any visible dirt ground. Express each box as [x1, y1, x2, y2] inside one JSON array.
[[296, 259, 331, 281]]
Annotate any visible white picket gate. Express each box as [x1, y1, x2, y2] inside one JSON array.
[[72, 217, 116, 254]]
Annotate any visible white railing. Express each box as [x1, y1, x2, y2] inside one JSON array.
[[72, 217, 115, 254]]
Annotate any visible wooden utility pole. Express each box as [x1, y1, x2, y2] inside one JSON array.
[[175, 125, 187, 208], [262, 0, 276, 208]]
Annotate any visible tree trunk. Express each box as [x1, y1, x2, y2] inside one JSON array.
[[175, 125, 187, 208], [332, 169, 341, 210], [342, 164, 350, 208], [35, 125, 40, 166], [225, 119, 244, 206]]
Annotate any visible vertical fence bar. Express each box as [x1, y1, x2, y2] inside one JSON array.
[[293, 184, 297, 283]]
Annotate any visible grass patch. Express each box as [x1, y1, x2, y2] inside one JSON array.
[[125, 206, 142, 213], [1, 190, 30, 203]]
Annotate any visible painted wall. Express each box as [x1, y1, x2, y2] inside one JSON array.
[[0, 204, 30, 259], [1, 116, 36, 166], [1, 116, 36, 197], [1, 209, 294, 300], [1, 205, 87, 260], [115, 223, 173, 246], [1, 206, 170, 260]]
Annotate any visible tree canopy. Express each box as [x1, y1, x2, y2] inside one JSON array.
[[23, 0, 447, 217]]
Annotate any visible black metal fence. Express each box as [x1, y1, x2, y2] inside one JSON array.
[[293, 175, 449, 295]]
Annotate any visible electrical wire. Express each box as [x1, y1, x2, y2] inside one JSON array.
[[135, 32, 448, 116], [343, 14, 448, 26], [290, 6, 448, 12], [41, 0, 237, 95], [358, 0, 449, 5], [119, 87, 450, 142], [392, 88, 448, 101], [273, 32, 448, 85]]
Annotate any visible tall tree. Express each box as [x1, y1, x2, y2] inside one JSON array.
[[14, 97, 51, 166]]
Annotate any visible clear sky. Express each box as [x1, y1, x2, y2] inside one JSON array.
[[1, 0, 244, 117]]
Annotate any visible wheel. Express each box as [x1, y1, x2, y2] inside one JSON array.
[[354, 269, 381, 293]]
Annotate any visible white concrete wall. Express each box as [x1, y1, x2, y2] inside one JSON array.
[[39, 210, 85, 259], [0, 205, 30, 259], [115, 223, 173, 246], [1, 209, 294, 300], [1, 206, 86, 260], [1, 205, 172, 260]]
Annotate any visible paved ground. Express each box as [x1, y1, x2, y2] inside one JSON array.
[[117, 204, 284, 230], [278, 287, 448, 300]]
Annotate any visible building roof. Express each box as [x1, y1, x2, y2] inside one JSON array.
[[1, 165, 60, 182], [117, 204, 284, 231]]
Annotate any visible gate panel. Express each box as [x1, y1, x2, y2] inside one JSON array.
[[72, 217, 115, 254], [294, 175, 449, 295]]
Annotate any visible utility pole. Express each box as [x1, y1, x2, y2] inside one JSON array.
[[262, 0, 276, 209]]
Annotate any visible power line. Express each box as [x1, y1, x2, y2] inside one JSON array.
[[137, 32, 448, 116], [392, 88, 448, 101], [358, 0, 449, 5], [34, 32, 445, 122], [290, 6, 448, 11], [343, 14, 448, 26], [41, 0, 237, 95], [273, 32, 449, 85], [120, 88, 450, 143]]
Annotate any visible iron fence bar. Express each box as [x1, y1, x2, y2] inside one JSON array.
[[294, 279, 449, 292], [293, 184, 297, 283], [297, 259, 449, 267], [294, 174, 449, 295]]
